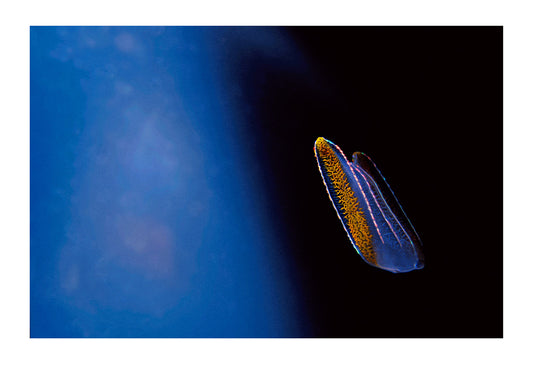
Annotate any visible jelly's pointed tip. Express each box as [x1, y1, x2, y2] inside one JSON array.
[[315, 137, 335, 148], [315, 137, 327, 152]]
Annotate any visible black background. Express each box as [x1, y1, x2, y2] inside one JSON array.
[[229, 27, 502, 337]]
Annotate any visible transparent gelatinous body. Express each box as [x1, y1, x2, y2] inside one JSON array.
[[314, 137, 424, 273]]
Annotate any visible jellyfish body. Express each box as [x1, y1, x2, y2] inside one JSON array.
[[314, 137, 424, 273]]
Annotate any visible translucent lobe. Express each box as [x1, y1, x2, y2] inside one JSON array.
[[352, 152, 423, 253], [314, 137, 424, 273]]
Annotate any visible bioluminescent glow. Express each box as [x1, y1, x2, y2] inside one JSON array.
[[314, 137, 424, 273]]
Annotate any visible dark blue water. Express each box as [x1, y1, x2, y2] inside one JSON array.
[[31, 26, 308, 337]]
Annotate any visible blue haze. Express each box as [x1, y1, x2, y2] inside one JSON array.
[[30, 27, 305, 337]]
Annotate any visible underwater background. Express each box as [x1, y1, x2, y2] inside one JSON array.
[[30, 26, 502, 337]]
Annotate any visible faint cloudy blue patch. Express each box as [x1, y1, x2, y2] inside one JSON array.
[[108, 213, 176, 278], [49, 44, 73, 62], [55, 91, 209, 319], [114, 32, 141, 54], [59, 258, 79, 294], [114, 81, 133, 96], [84, 36, 97, 48]]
